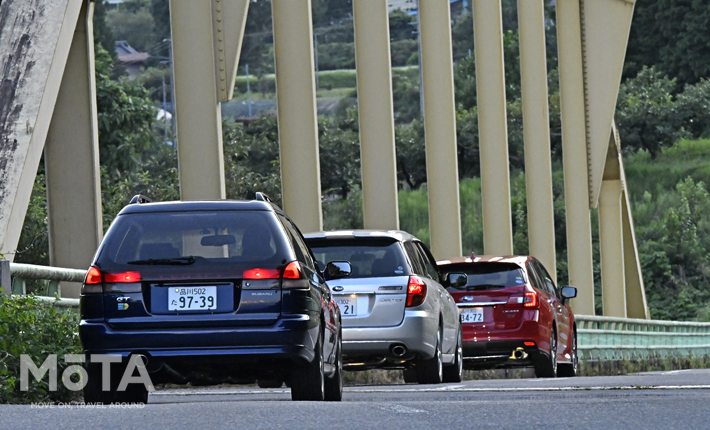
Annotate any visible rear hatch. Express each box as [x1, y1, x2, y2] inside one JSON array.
[[306, 236, 410, 328], [93, 210, 292, 330], [442, 262, 528, 331]]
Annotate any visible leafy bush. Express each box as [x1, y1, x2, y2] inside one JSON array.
[[0, 295, 81, 404]]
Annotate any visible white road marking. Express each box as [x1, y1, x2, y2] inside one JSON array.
[[379, 404, 427, 414]]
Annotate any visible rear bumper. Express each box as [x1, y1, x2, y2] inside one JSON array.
[[79, 313, 320, 364], [341, 309, 438, 360]]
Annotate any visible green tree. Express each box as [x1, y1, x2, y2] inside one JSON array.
[[625, 0, 710, 86], [107, 2, 155, 53]]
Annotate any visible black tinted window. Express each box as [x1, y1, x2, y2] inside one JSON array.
[[307, 238, 409, 278], [415, 242, 439, 281], [534, 261, 558, 297], [443, 263, 526, 290], [278, 215, 314, 269], [97, 211, 291, 274], [403, 241, 425, 276]]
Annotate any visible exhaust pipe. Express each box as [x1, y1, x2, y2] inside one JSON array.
[[511, 347, 528, 360], [391, 344, 408, 357]]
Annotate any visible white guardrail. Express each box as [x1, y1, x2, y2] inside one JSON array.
[[2, 261, 710, 360], [576, 315, 710, 360], [0, 260, 84, 307]]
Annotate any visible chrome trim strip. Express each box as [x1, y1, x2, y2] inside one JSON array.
[[456, 301, 506, 307], [332, 292, 375, 295], [463, 355, 510, 361]]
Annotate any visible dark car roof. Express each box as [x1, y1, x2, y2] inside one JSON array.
[[437, 255, 533, 268], [118, 200, 279, 215], [304, 229, 419, 243]]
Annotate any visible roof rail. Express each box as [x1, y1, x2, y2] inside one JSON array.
[[129, 194, 152, 205], [254, 192, 272, 203]]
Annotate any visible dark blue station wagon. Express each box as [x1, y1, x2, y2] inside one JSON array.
[[79, 196, 346, 403]]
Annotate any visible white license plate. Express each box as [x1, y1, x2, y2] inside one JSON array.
[[168, 286, 217, 311], [335, 296, 357, 316], [461, 307, 484, 323]]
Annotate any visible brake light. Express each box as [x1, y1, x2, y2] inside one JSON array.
[[283, 261, 301, 279], [243, 268, 281, 279], [524, 291, 538, 308], [406, 275, 427, 307], [84, 266, 102, 285], [104, 271, 141, 283], [524, 341, 536, 346]]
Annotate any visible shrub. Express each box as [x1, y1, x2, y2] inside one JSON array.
[[0, 295, 81, 404]]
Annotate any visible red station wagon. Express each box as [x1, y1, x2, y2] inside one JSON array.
[[437, 255, 578, 378]]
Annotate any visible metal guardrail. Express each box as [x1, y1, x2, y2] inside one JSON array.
[[1, 261, 710, 360], [576, 315, 710, 360], [0, 260, 84, 308]]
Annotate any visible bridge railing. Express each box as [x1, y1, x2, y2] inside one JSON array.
[[576, 315, 710, 360], [0, 260, 84, 308], [2, 260, 710, 360]]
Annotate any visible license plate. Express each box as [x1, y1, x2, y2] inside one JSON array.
[[461, 307, 484, 323], [335, 296, 357, 316], [168, 286, 217, 311]]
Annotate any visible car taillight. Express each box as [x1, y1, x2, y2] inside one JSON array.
[[283, 261, 301, 279], [82, 266, 103, 294], [85, 267, 102, 284], [243, 268, 281, 279], [104, 271, 141, 283], [281, 261, 309, 289], [406, 275, 427, 307], [524, 291, 538, 308]]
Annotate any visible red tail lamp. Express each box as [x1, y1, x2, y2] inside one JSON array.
[[406, 275, 427, 307]]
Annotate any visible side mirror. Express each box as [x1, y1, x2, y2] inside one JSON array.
[[324, 261, 351, 280], [446, 272, 468, 289], [560, 286, 577, 301]]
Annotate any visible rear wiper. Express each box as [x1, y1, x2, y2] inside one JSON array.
[[127, 256, 196, 265]]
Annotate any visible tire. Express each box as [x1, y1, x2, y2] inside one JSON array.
[[257, 379, 284, 389], [402, 369, 418, 383], [534, 326, 558, 378], [324, 333, 343, 401], [291, 331, 325, 401], [443, 329, 463, 383], [83, 361, 148, 405], [416, 328, 443, 384], [82, 363, 114, 405], [116, 383, 149, 404], [557, 331, 578, 377]]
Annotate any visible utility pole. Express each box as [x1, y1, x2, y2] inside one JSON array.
[[314, 33, 320, 91], [246, 63, 253, 117], [162, 73, 168, 141]]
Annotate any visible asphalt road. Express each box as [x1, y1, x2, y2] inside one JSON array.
[[3, 369, 710, 430]]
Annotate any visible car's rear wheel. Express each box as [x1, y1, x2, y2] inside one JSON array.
[[257, 379, 283, 389], [534, 326, 558, 378], [291, 331, 325, 401], [83, 361, 149, 404], [324, 333, 343, 401], [416, 328, 443, 384], [443, 329, 463, 383], [557, 331, 578, 377], [83, 363, 114, 405], [402, 368, 417, 383]]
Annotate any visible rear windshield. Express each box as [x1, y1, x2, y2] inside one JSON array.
[[96, 210, 291, 276], [443, 263, 526, 290], [306, 238, 410, 279]]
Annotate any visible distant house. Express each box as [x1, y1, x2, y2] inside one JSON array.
[[388, 0, 468, 16], [388, 0, 418, 13], [115, 40, 149, 79]]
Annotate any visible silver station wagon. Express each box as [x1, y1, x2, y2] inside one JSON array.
[[304, 230, 465, 384]]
